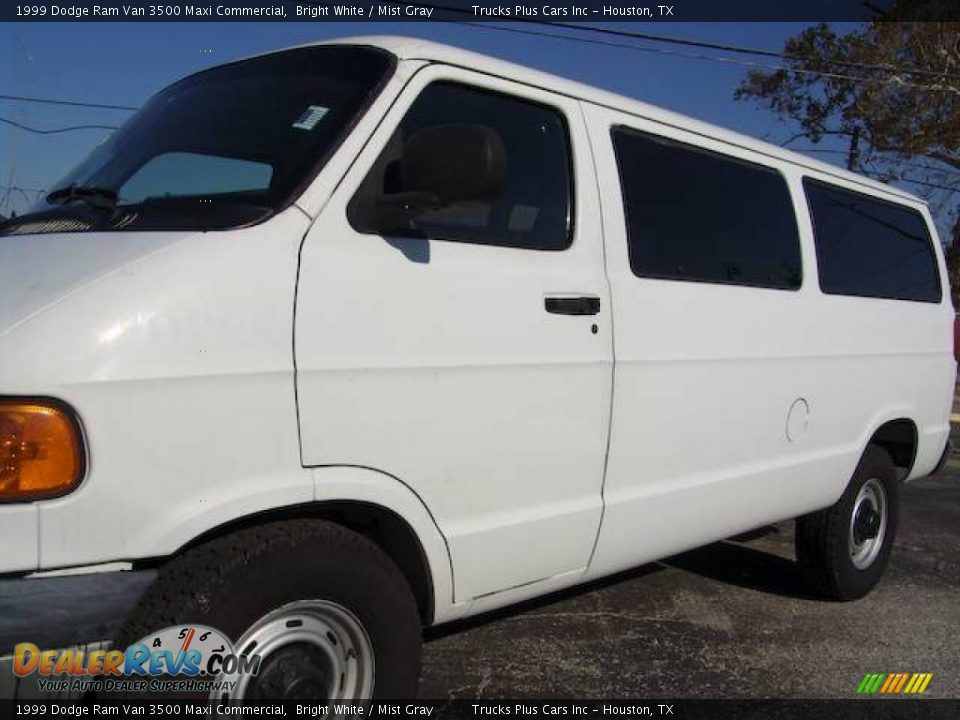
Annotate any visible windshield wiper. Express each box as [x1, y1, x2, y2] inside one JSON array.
[[45, 184, 118, 212]]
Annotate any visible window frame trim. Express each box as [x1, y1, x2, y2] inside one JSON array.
[[802, 175, 943, 304], [610, 124, 804, 292], [347, 79, 577, 253]]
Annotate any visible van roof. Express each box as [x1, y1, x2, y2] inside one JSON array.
[[306, 35, 921, 205]]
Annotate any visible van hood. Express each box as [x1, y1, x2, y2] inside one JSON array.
[[0, 230, 193, 337], [0, 207, 307, 393]]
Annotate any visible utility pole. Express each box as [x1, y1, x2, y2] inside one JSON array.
[[846, 126, 861, 171]]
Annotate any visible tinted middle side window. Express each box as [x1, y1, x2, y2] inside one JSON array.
[[612, 127, 802, 290]]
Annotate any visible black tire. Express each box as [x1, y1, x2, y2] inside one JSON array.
[[114, 519, 422, 699], [796, 445, 900, 600]]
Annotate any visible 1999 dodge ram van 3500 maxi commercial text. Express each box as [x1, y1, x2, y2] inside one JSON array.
[[0, 36, 954, 700]]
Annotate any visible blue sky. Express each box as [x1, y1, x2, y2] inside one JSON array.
[[0, 21, 869, 218]]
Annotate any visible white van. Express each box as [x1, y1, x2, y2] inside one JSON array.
[[0, 36, 954, 700]]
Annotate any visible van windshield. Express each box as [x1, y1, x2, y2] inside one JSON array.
[[3, 45, 394, 235]]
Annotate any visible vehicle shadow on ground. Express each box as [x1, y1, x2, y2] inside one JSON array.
[[424, 563, 664, 642], [663, 534, 818, 601], [426, 526, 816, 642]]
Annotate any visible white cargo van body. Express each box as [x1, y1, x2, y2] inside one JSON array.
[[0, 36, 952, 700], [583, 106, 953, 578]]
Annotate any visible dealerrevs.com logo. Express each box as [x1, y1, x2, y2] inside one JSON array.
[[12, 625, 260, 694]]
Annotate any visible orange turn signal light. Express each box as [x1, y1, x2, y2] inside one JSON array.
[[0, 399, 84, 502]]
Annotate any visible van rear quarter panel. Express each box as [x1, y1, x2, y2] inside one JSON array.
[[786, 171, 955, 481], [583, 102, 954, 580]]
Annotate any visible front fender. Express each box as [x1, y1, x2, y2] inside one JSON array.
[[311, 464, 455, 624], [142, 464, 455, 625]]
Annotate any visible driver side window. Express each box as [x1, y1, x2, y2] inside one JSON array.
[[348, 81, 573, 251]]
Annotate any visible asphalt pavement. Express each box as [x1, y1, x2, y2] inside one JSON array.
[[418, 462, 960, 699], [2, 461, 957, 700]]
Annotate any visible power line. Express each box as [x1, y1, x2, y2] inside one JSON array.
[[0, 183, 45, 192], [375, 0, 960, 83], [1, 18, 954, 128], [0, 93, 137, 112], [0, 184, 46, 211], [888, 177, 959, 193], [0, 17, 955, 200], [556, 21, 960, 82], [447, 21, 960, 93], [858, 166, 960, 193], [1, 16, 956, 124], [795, 146, 950, 168], [0, 116, 119, 135], [796, 147, 959, 178], [789, 149, 958, 192]]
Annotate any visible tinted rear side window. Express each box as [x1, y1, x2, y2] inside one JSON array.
[[612, 127, 802, 290], [804, 179, 941, 303]]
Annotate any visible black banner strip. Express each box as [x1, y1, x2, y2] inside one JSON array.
[[2, 699, 959, 719], [5, 0, 960, 23]]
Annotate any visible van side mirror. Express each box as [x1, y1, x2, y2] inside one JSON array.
[[349, 124, 507, 234]]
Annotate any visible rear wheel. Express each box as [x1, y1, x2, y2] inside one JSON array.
[[795, 446, 900, 600], [115, 520, 422, 700]]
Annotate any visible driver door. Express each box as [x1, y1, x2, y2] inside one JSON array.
[[295, 66, 612, 601]]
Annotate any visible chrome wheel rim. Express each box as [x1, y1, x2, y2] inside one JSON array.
[[849, 478, 887, 570], [213, 599, 375, 701]]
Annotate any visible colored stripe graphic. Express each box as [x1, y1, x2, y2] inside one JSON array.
[[905, 673, 933, 694], [893, 673, 909, 693], [857, 673, 885, 694], [858, 673, 932, 694]]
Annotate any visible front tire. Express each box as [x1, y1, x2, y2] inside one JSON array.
[[115, 520, 422, 700], [795, 445, 900, 600]]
